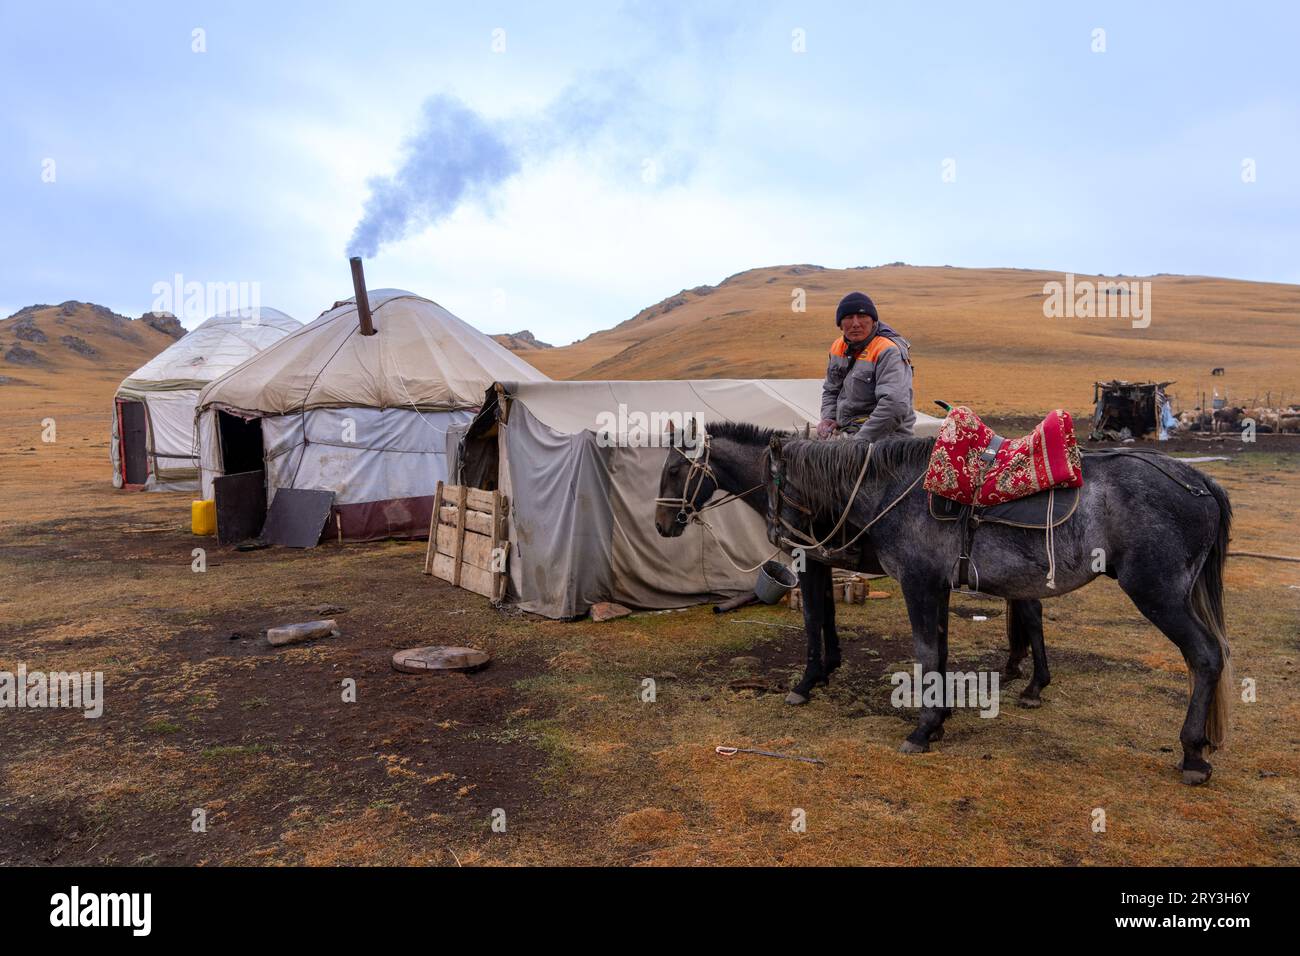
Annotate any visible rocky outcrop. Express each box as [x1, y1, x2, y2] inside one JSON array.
[[3, 344, 43, 365], [13, 317, 47, 344], [140, 311, 184, 339], [494, 329, 553, 350], [57, 300, 133, 325], [60, 335, 98, 357], [4, 305, 52, 322]]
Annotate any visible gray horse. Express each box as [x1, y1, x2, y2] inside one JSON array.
[[764, 433, 1233, 785], [654, 421, 1053, 713]]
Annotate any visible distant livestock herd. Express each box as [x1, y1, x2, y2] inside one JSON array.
[[1178, 406, 1300, 434]]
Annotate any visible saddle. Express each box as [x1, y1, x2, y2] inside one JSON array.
[[925, 407, 1084, 592], [924, 406, 1083, 506], [928, 486, 1079, 528]]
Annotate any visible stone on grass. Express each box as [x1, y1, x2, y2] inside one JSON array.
[[591, 602, 632, 622]]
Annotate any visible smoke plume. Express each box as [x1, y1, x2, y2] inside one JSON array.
[[347, 73, 668, 258]]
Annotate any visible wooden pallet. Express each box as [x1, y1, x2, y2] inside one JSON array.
[[422, 482, 509, 602]]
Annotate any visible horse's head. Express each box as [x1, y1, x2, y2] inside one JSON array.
[[654, 417, 715, 537]]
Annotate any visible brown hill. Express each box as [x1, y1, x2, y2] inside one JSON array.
[[0, 302, 182, 392], [513, 265, 1300, 416]]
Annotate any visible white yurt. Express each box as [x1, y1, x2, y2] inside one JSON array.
[[111, 308, 299, 491], [195, 288, 548, 540]]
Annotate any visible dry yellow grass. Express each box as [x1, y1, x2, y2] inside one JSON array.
[[518, 264, 1300, 417]]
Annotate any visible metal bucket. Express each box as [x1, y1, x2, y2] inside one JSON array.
[[754, 560, 797, 604]]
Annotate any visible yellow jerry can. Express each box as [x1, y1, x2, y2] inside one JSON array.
[[191, 499, 217, 536]]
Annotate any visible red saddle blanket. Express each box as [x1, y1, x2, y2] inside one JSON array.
[[924, 406, 1083, 506]]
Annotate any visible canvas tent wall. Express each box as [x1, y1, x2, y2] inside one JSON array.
[[195, 289, 548, 540], [458, 379, 942, 620], [111, 308, 299, 491]]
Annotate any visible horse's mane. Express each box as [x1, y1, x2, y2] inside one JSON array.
[[779, 436, 935, 519], [705, 421, 793, 446]]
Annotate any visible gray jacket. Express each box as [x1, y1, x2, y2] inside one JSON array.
[[820, 320, 916, 441]]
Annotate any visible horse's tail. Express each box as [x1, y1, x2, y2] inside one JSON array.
[[1191, 475, 1233, 751]]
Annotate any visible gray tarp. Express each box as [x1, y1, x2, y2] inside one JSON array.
[[480, 379, 941, 619]]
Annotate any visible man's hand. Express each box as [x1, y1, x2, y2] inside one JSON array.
[[816, 418, 837, 439]]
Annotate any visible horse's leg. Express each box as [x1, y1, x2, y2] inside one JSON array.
[[1002, 598, 1029, 680], [927, 588, 952, 742], [1120, 585, 1224, 785], [821, 570, 841, 679], [899, 581, 948, 753], [1009, 599, 1050, 707], [786, 564, 828, 705]]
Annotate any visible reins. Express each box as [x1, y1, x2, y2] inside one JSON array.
[[656, 432, 922, 576], [777, 454, 925, 557]]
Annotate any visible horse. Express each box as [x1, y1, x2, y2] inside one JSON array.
[[765, 433, 1233, 785], [652, 420, 1053, 709]]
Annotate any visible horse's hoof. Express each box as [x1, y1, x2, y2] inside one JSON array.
[[1002, 665, 1022, 680], [1181, 767, 1212, 786], [785, 691, 809, 706], [927, 726, 945, 742], [1017, 695, 1042, 709], [899, 739, 929, 754]]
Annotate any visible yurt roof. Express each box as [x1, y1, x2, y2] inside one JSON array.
[[197, 289, 548, 416], [118, 308, 300, 392]]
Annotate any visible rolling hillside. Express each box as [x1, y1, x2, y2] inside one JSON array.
[[512, 265, 1300, 416], [0, 303, 185, 490], [0, 302, 182, 389]]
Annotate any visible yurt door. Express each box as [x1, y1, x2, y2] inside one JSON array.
[[119, 399, 149, 485]]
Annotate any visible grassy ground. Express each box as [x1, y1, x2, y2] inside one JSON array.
[[2, 398, 1297, 865]]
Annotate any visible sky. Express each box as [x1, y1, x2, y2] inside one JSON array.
[[2, 1, 1297, 344]]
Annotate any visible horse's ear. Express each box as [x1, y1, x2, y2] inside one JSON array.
[[666, 418, 676, 447], [688, 415, 698, 439], [769, 434, 785, 459], [802, 422, 810, 438]]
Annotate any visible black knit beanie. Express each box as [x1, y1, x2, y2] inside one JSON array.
[[835, 291, 878, 328]]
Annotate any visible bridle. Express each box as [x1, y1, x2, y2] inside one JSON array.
[[654, 434, 765, 527]]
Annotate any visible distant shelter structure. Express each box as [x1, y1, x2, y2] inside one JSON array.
[[1090, 380, 1176, 441]]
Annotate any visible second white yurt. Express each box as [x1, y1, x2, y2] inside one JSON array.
[[111, 308, 299, 491]]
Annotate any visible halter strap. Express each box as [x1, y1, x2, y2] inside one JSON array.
[[653, 436, 766, 523]]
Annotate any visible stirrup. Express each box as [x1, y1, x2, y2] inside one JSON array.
[[949, 555, 980, 593]]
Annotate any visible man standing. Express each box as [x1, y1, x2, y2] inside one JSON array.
[[817, 291, 916, 441]]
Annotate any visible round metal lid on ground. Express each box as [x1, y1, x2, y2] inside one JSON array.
[[391, 646, 491, 674]]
